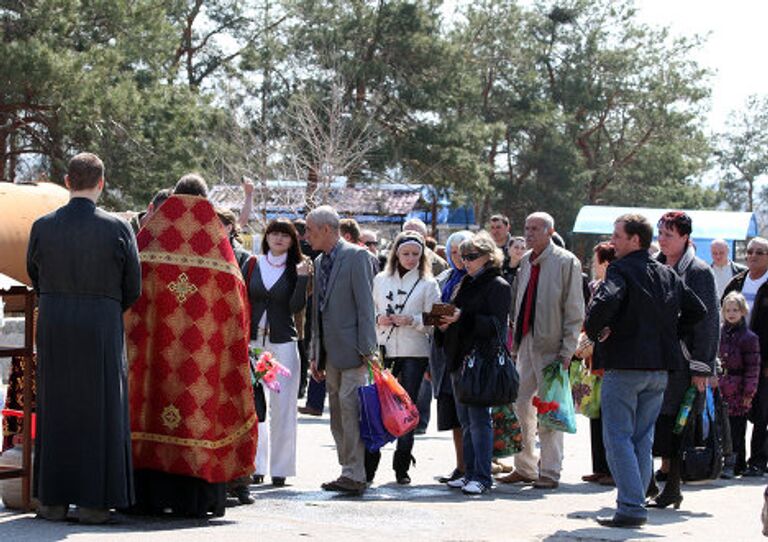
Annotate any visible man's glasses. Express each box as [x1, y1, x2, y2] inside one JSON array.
[[364, 241, 378, 247], [461, 252, 483, 262], [747, 249, 768, 256]]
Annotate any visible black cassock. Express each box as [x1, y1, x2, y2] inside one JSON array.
[[27, 197, 141, 509]]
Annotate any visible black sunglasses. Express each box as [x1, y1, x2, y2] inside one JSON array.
[[364, 241, 378, 247], [461, 252, 483, 262]]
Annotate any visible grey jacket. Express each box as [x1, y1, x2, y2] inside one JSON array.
[[510, 241, 584, 362], [311, 240, 377, 370]]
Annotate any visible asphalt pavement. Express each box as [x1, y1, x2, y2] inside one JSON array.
[[0, 409, 765, 541]]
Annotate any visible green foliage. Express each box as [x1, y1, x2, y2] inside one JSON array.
[[0, 0, 732, 229], [716, 95, 768, 212]]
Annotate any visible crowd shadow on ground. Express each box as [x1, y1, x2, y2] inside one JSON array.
[[0, 508, 238, 542]]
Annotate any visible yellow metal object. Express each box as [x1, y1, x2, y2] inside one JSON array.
[[0, 182, 69, 286]]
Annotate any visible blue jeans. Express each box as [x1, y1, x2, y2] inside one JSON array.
[[453, 377, 493, 488], [601, 370, 668, 520]]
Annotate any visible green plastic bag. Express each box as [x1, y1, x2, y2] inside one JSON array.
[[569, 361, 602, 419], [534, 361, 577, 433], [492, 404, 523, 458]]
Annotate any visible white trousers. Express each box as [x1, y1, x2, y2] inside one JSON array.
[[513, 334, 565, 481], [252, 338, 301, 478]]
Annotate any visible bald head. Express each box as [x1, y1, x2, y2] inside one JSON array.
[[710, 239, 730, 267]]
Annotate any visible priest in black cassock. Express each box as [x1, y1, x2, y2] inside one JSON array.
[[27, 152, 141, 524]]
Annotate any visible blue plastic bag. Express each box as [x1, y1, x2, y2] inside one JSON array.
[[536, 361, 577, 434], [358, 381, 396, 453], [701, 386, 716, 440]]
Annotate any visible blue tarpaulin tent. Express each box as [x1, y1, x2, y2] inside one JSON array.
[[572, 205, 759, 264]]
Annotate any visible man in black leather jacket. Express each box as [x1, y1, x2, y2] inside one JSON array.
[[585, 213, 706, 528]]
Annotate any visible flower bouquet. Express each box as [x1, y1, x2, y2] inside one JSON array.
[[249, 347, 291, 393], [492, 404, 523, 458]]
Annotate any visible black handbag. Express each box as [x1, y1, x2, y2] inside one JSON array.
[[680, 390, 724, 482], [455, 322, 519, 407], [253, 381, 267, 422]]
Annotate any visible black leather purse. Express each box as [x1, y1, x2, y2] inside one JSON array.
[[455, 322, 519, 407]]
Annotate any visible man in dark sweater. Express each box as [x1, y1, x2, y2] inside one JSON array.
[[585, 213, 706, 528]]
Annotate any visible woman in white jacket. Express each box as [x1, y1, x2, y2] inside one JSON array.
[[372, 231, 441, 484]]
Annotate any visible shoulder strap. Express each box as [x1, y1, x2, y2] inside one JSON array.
[[384, 276, 423, 343]]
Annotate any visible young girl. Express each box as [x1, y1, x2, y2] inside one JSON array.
[[719, 291, 761, 478]]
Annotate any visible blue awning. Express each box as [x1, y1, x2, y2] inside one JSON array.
[[573, 206, 758, 240], [573, 205, 759, 264]]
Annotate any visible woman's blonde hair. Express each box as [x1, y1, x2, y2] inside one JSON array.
[[459, 231, 504, 268], [385, 231, 431, 277], [722, 291, 749, 319]]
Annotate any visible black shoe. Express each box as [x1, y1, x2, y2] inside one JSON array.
[[396, 472, 411, 485], [596, 515, 646, 528], [654, 469, 668, 482], [721, 466, 735, 480], [272, 477, 286, 487], [647, 492, 683, 510], [233, 486, 254, 505], [743, 465, 765, 478], [393, 451, 414, 486], [252, 474, 264, 484], [439, 468, 464, 483]]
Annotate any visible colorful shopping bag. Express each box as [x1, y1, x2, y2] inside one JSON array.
[[569, 361, 602, 419], [534, 361, 577, 433], [492, 404, 523, 458]]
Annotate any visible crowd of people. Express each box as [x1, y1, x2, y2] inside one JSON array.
[[18, 152, 768, 530]]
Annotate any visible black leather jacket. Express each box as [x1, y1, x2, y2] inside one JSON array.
[[585, 250, 706, 371]]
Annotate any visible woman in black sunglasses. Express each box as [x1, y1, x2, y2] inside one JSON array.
[[438, 231, 512, 495]]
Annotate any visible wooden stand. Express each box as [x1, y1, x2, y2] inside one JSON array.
[[0, 275, 35, 511]]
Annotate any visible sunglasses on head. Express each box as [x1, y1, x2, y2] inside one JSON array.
[[461, 252, 483, 262], [747, 249, 768, 256]]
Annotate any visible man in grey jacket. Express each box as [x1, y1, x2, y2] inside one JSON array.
[[307, 206, 377, 495], [500, 212, 584, 489]]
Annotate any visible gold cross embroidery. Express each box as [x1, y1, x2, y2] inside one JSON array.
[[161, 404, 182, 431], [168, 273, 198, 303]]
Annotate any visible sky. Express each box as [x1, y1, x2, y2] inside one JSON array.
[[635, 0, 768, 134]]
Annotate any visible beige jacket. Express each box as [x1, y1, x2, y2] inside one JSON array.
[[511, 241, 584, 362]]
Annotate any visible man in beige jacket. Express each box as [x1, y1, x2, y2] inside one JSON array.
[[500, 212, 584, 489]]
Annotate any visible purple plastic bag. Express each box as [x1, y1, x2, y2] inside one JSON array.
[[359, 382, 396, 452]]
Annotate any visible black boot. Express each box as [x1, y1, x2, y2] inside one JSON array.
[[721, 455, 736, 479], [648, 457, 682, 509], [646, 475, 659, 499], [393, 450, 414, 485], [365, 450, 381, 483]]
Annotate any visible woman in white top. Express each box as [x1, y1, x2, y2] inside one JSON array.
[[244, 219, 310, 492], [372, 231, 441, 484]]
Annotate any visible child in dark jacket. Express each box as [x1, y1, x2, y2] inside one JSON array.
[[720, 291, 761, 478]]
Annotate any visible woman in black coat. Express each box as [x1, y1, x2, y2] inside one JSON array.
[[440, 232, 512, 495], [651, 212, 719, 509]]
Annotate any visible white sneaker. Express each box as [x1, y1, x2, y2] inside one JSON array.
[[461, 480, 488, 495], [446, 476, 468, 489]]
